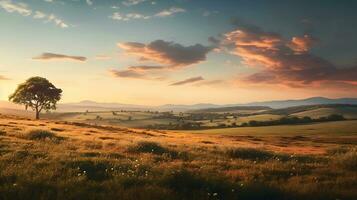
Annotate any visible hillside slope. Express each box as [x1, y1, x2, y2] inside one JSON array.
[[0, 114, 356, 199]]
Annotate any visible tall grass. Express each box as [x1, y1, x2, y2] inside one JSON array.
[[333, 147, 357, 170]]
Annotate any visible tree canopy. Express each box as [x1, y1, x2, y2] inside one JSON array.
[[9, 77, 62, 119]]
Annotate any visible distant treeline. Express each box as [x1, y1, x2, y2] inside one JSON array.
[[239, 114, 345, 127], [146, 114, 346, 130]]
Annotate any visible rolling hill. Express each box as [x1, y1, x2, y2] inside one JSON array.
[[292, 106, 357, 119], [262, 104, 357, 117], [1, 97, 357, 114], [190, 106, 271, 113], [232, 97, 357, 109]]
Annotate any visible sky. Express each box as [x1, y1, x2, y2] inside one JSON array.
[[0, 0, 357, 105]]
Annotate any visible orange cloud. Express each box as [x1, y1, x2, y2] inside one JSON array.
[[222, 24, 357, 89], [0, 75, 10, 80], [288, 35, 317, 53], [109, 66, 166, 80], [118, 40, 212, 68]]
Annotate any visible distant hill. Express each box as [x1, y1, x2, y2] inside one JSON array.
[[57, 100, 151, 112], [291, 105, 357, 119], [190, 106, 271, 113], [262, 104, 357, 117], [158, 103, 220, 112], [1, 97, 357, 113], [235, 97, 357, 109], [59, 97, 357, 112]]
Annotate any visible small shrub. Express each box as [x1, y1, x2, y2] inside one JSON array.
[[66, 160, 111, 181], [162, 170, 237, 199], [26, 129, 63, 141], [128, 142, 170, 155], [128, 141, 185, 159]]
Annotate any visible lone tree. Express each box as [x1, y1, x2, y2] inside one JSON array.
[[9, 77, 62, 119]]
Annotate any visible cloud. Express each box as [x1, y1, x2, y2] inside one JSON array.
[[170, 76, 204, 86], [110, 7, 186, 21], [109, 64, 166, 80], [33, 11, 46, 19], [32, 53, 87, 62], [155, 7, 186, 17], [109, 69, 147, 79], [47, 14, 68, 28], [0, 0, 69, 28], [0, 75, 10, 80], [128, 65, 165, 71], [0, 0, 31, 16], [113, 40, 211, 81], [118, 40, 212, 68], [110, 12, 150, 21], [287, 35, 317, 53], [122, 0, 147, 6], [86, 0, 93, 6], [222, 23, 357, 88], [109, 67, 166, 80]]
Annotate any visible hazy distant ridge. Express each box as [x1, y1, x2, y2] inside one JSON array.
[[1, 97, 357, 113]]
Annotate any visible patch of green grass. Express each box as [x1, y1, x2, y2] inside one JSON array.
[[185, 120, 357, 136]]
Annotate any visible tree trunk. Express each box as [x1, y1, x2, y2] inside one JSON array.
[[35, 107, 40, 120]]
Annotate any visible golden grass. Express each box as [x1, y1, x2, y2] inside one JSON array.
[[0, 114, 356, 200]]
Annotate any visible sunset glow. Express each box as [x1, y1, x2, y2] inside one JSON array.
[[1, 0, 357, 105]]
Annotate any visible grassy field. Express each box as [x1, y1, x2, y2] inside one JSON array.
[[292, 107, 357, 119], [199, 114, 283, 127], [30, 104, 356, 130], [0, 113, 356, 200], [184, 120, 357, 136]]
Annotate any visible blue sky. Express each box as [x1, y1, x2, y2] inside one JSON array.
[[1, 0, 357, 105]]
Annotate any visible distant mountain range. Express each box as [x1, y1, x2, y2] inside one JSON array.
[[1, 97, 357, 113], [231, 97, 357, 109]]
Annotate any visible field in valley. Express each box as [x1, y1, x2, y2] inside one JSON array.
[[0, 113, 356, 200]]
